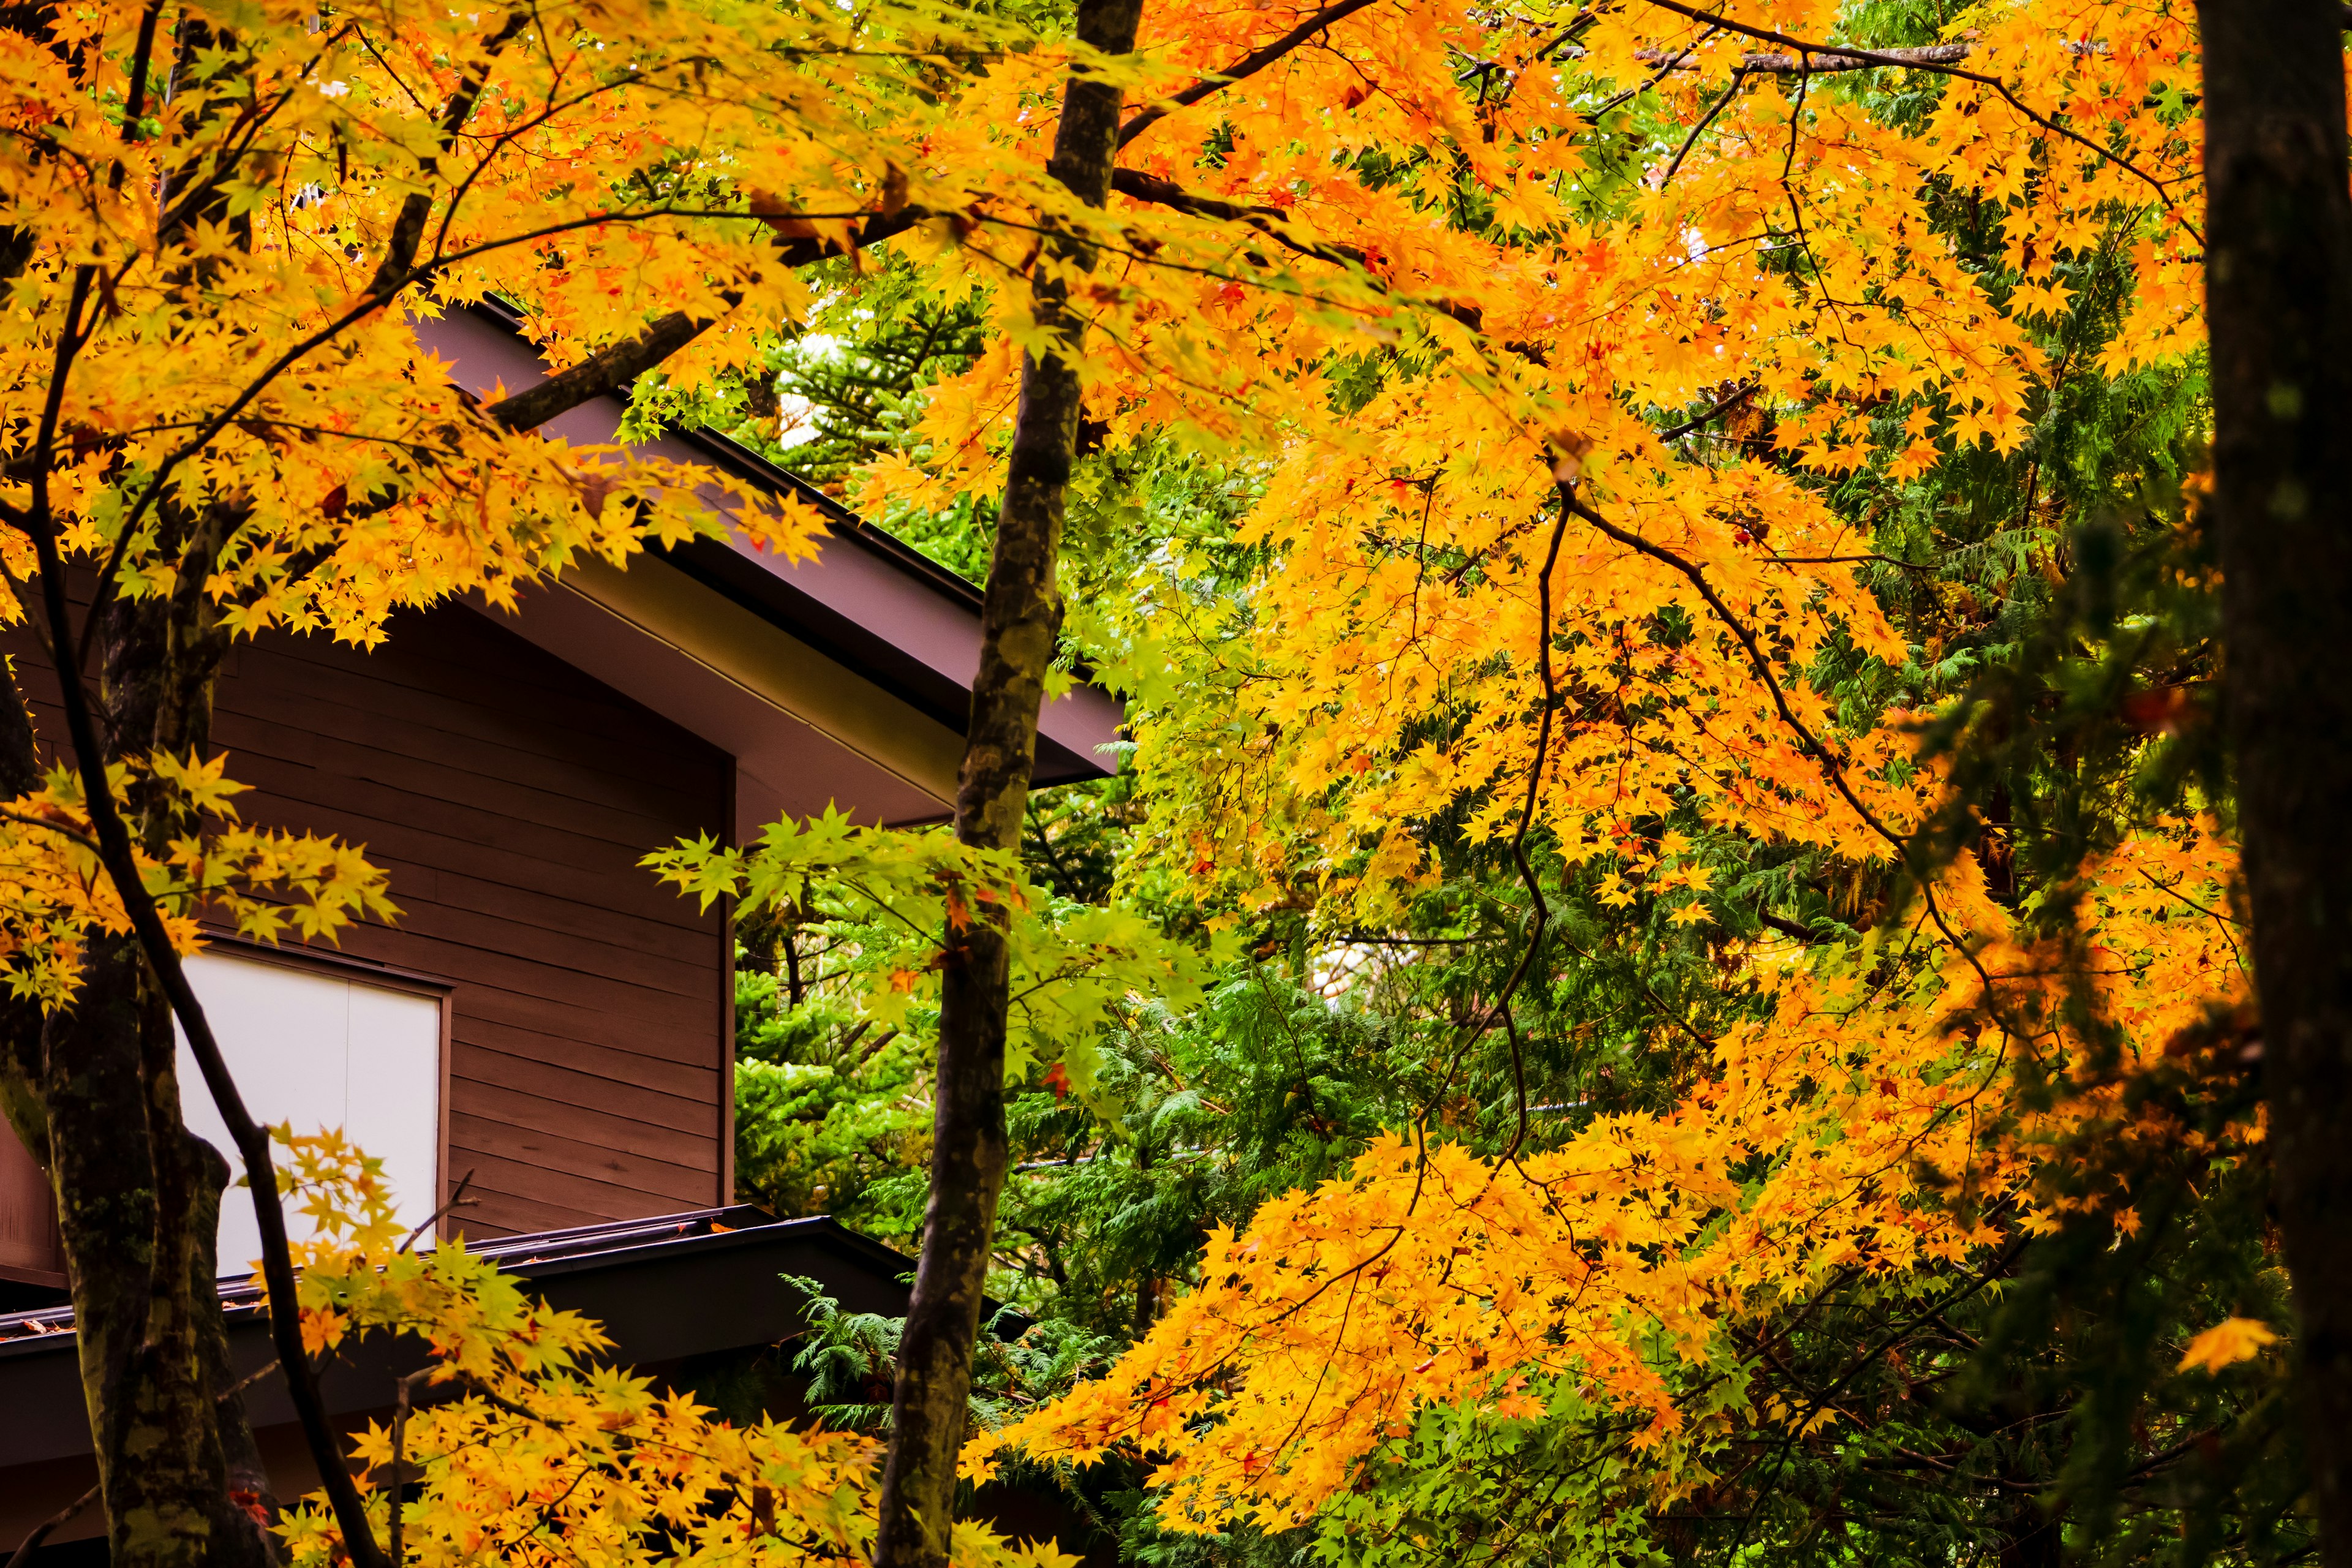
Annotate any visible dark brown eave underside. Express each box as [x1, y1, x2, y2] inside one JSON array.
[[0, 1208, 1014, 1469]]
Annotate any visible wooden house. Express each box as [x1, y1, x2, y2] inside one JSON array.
[[0, 306, 1121, 1555]]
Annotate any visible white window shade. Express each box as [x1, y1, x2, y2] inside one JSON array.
[[174, 949, 445, 1277]]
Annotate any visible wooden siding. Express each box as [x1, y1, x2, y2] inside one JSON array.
[[3, 600, 734, 1242]]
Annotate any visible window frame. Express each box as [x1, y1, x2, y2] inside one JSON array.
[[192, 930, 456, 1243]]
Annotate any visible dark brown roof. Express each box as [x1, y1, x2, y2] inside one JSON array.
[[418, 304, 1124, 831], [0, 1207, 960, 1468]]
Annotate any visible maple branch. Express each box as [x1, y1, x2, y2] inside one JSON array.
[[1559, 491, 1901, 845], [1103, 168, 1518, 348], [386, 1365, 432, 1568], [26, 266, 94, 532], [1655, 381, 1757, 442], [400, 1167, 477, 1253], [1757, 910, 1826, 943], [88, 199, 869, 564], [1408, 498, 1570, 1167], [1109, 168, 1360, 262], [1632, 0, 2198, 237], [482, 309, 717, 431], [110, 2, 165, 194], [1662, 67, 1751, 184], [1637, 40, 1970, 74], [1492, 499, 1572, 1163], [1559, 481, 2036, 1071], [0, 807, 99, 851], [483, 208, 925, 431], [1725, 1234, 2029, 1550], [362, 10, 530, 300], [1116, 0, 1386, 148]]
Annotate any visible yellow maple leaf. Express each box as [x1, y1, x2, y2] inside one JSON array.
[[2177, 1317, 2278, 1375]]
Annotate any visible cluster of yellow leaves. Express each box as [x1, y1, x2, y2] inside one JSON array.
[[0, 0, 1063, 647], [835, 0, 2234, 1532], [268, 1130, 1075, 1568], [0, 0, 1117, 1008], [0, 755, 392, 1003], [1077, 0, 2196, 918], [975, 820, 2251, 1529], [826, 0, 2197, 944]]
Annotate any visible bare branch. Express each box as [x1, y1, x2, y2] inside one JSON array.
[[1637, 39, 1970, 74], [483, 209, 926, 431], [4, 1487, 98, 1568]]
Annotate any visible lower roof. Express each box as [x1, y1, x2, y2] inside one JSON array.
[[0, 1207, 944, 1469]]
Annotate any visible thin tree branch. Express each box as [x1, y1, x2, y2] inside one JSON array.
[[386, 1366, 432, 1568], [1662, 68, 1752, 184], [1655, 381, 1757, 442], [1108, 168, 1366, 266], [4, 1487, 98, 1568], [399, 1168, 477, 1254], [481, 310, 716, 429], [1117, 0, 1387, 148], [1559, 483, 2034, 1111], [1758, 910, 1826, 943], [1493, 498, 1572, 1163], [361, 12, 530, 300], [481, 209, 925, 431], [1637, 39, 1971, 74]]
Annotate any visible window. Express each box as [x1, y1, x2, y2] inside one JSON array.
[[175, 948, 446, 1276]]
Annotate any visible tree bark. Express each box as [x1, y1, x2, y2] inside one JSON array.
[[56, 537, 281, 1568], [2196, 2, 2352, 1561], [869, 4, 1142, 1564], [0, 488, 280, 1568]]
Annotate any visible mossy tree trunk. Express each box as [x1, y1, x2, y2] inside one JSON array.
[[0, 533, 277, 1568], [869, 4, 1143, 1564]]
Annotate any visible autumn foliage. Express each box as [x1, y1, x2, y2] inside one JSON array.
[[0, 0, 2291, 1553]]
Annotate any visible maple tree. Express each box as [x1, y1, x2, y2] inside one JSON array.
[[3, 0, 2348, 1559], [682, 0, 2332, 1562], [0, 0, 1088, 1556]]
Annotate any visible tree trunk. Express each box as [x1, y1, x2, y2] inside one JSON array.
[[44, 937, 267, 1568], [2196, 2, 2352, 1561], [869, 4, 1144, 1564], [4, 541, 278, 1568]]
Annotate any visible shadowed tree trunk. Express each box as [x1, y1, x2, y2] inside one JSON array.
[[2195, 2, 2352, 1562], [869, 2, 1144, 1564], [0, 556, 279, 1568]]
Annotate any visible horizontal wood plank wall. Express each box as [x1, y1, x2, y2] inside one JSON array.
[[4, 600, 733, 1240]]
